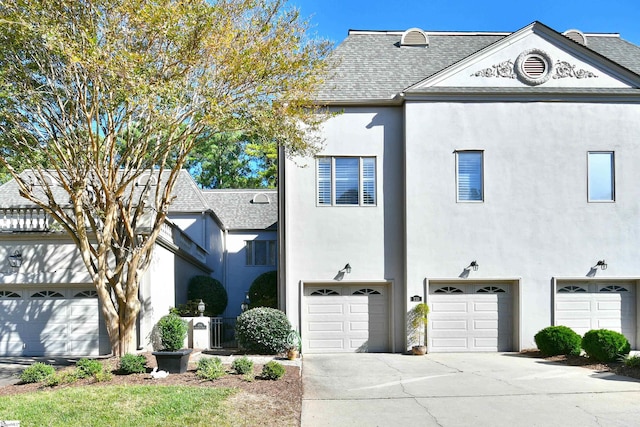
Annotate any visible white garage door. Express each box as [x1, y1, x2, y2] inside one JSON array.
[[556, 282, 636, 348], [0, 288, 105, 356], [429, 283, 513, 352], [302, 284, 390, 353]]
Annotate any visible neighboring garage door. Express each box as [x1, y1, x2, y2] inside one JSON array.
[[429, 283, 514, 352], [302, 284, 390, 353], [556, 281, 636, 348], [0, 288, 104, 356]]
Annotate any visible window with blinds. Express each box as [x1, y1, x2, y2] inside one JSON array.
[[316, 157, 376, 206], [456, 151, 483, 202], [588, 151, 615, 202]]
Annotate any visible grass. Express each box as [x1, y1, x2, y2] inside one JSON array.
[[0, 385, 238, 427]]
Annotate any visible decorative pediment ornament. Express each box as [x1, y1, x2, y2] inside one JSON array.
[[470, 60, 516, 78], [553, 61, 598, 79]]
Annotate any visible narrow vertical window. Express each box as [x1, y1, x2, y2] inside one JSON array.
[[268, 240, 277, 265], [245, 241, 253, 265], [588, 152, 615, 202], [317, 158, 332, 205], [457, 151, 483, 202], [362, 158, 376, 205]]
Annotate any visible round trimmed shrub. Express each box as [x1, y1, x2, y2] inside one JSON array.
[[534, 325, 582, 356], [75, 358, 103, 379], [231, 356, 254, 375], [196, 357, 226, 380], [119, 354, 147, 374], [582, 329, 630, 362], [235, 307, 291, 354], [157, 313, 188, 351], [20, 362, 55, 384], [187, 275, 228, 316], [261, 361, 285, 380], [248, 271, 277, 309]]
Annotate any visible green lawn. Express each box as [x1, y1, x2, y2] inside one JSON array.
[[0, 385, 238, 427]]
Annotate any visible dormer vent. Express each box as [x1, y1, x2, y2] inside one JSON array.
[[251, 193, 270, 204], [401, 28, 429, 47], [563, 29, 587, 46]]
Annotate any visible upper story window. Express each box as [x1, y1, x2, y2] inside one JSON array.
[[588, 151, 615, 202], [246, 240, 276, 266], [317, 157, 376, 206], [456, 150, 483, 202]]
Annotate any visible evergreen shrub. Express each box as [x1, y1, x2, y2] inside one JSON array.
[[534, 325, 582, 356]]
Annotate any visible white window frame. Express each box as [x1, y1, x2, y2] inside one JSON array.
[[456, 150, 484, 202], [316, 156, 377, 206], [245, 240, 277, 266], [587, 151, 615, 202]]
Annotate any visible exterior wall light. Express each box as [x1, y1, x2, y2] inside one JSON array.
[[8, 250, 22, 271], [197, 299, 205, 316], [240, 292, 250, 312], [595, 260, 607, 270], [468, 261, 479, 271], [341, 263, 352, 274]]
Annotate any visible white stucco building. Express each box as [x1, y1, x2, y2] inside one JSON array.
[[279, 22, 640, 353]]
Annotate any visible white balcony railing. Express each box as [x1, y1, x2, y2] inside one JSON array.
[[1, 207, 207, 264], [0, 208, 52, 232]]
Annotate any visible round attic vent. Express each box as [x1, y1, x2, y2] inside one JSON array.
[[252, 193, 270, 204], [563, 29, 587, 46], [401, 28, 428, 47], [515, 49, 553, 86]]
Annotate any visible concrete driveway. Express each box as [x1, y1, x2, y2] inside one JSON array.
[[302, 353, 640, 426]]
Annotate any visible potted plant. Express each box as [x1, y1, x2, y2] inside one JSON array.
[[410, 303, 430, 355], [152, 313, 192, 373], [285, 330, 301, 360]]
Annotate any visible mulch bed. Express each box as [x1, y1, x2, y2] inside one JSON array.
[[0, 353, 302, 424], [518, 349, 640, 380]]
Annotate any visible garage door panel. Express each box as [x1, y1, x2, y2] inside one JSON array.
[[69, 339, 99, 356], [308, 322, 344, 332], [308, 303, 344, 315], [303, 284, 390, 353], [474, 301, 499, 311], [474, 319, 499, 330], [349, 303, 368, 314], [432, 301, 468, 312], [0, 288, 104, 356], [557, 301, 591, 311], [307, 339, 344, 350], [556, 282, 636, 348], [429, 283, 514, 352], [433, 320, 467, 330]]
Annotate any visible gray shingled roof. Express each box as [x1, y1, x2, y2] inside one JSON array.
[[318, 25, 640, 103], [202, 189, 277, 231], [0, 169, 208, 212]]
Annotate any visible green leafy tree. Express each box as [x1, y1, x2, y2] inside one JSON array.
[[186, 131, 264, 189], [0, 0, 330, 355]]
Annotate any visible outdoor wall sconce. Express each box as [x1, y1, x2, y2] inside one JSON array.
[[468, 260, 479, 271], [340, 263, 352, 274], [595, 260, 608, 270], [8, 250, 22, 272], [197, 299, 205, 316], [240, 292, 250, 312]]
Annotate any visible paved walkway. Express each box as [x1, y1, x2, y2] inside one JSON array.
[[302, 353, 640, 426]]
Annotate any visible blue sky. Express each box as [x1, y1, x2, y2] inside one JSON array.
[[291, 0, 640, 46]]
